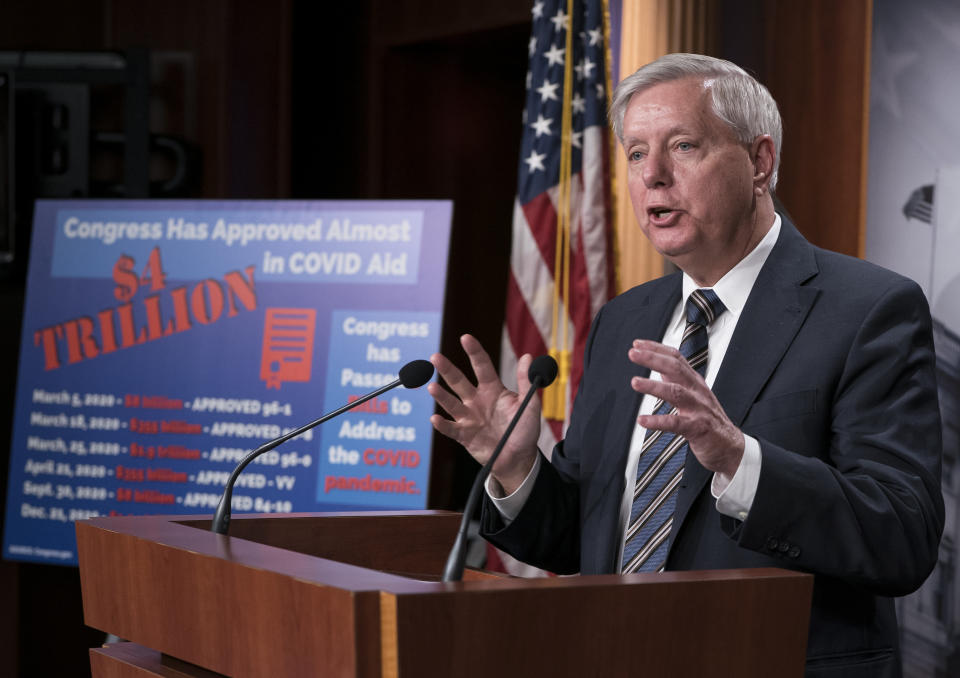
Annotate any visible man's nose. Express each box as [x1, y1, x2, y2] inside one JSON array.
[[642, 148, 673, 188]]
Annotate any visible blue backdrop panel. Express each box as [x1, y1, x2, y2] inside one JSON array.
[[3, 199, 452, 565]]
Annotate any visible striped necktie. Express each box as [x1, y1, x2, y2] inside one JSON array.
[[621, 288, 726, 574]]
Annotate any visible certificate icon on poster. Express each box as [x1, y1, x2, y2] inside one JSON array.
[[260, 308, 317, 389]]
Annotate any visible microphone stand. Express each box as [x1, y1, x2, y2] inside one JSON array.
[[211, 376, 419, 535], [441, 376, 546, 582]]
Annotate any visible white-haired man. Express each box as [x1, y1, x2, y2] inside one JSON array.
[[429, 53, 943, 677]]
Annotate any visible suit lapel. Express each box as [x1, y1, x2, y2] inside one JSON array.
[[593, 275, 682, 485], [588, 276, 681, 572], [670, 219, 821, 543]]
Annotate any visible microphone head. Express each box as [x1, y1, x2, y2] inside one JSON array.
[[399, 359, 435, 388], [528, 355, 558, 387]]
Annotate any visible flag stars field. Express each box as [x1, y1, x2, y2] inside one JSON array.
[[550, 9, 568, 32], [537, 80, 560, 103], [524, 150, 547, 173], [544, 44, 565, 66], [530, 114, 554, 137]]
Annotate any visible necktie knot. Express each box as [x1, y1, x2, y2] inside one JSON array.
[[686, 288, 726, 327]]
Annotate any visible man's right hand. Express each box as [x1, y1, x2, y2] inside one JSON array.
[[428, 334, 541, 495]]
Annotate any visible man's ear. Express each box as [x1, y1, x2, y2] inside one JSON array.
[[751, 135, 776, 195]]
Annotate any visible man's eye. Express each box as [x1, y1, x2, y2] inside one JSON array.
[[676, 142, 693, 151], [630, 150, 645, 161]]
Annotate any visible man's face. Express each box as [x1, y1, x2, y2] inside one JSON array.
[[622, 77, 761, 284]]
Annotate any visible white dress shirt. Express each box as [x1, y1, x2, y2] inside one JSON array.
[[488, 215, 782, 562]]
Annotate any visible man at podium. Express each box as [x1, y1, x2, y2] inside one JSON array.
[[428, 54, 943, 677]]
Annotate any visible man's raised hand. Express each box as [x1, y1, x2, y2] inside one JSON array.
[[428, 334, 541, 494]]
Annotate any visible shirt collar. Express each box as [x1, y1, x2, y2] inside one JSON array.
[[678, 212, 782, 325]]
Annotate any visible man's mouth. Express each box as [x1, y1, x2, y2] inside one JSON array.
[[648, 207, 679, 224]]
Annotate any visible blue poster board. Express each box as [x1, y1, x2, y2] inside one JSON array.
[[2, 199, 452, 565]]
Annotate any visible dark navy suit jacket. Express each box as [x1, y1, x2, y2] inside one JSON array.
[[482, 218, 944, 677]]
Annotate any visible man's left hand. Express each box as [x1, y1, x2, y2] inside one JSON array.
[[628, 339, 744, 478]]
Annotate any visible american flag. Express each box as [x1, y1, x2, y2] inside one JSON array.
[[501, 0, 616, 453]]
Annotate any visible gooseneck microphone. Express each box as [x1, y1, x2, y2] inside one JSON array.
[[441, 355, 558, 582], [210, 359, 434, 534]]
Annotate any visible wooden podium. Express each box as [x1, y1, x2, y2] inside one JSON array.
[[77, 511, 813, 677]]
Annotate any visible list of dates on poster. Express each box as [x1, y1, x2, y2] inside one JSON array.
[[19, 389, 309, 529]]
